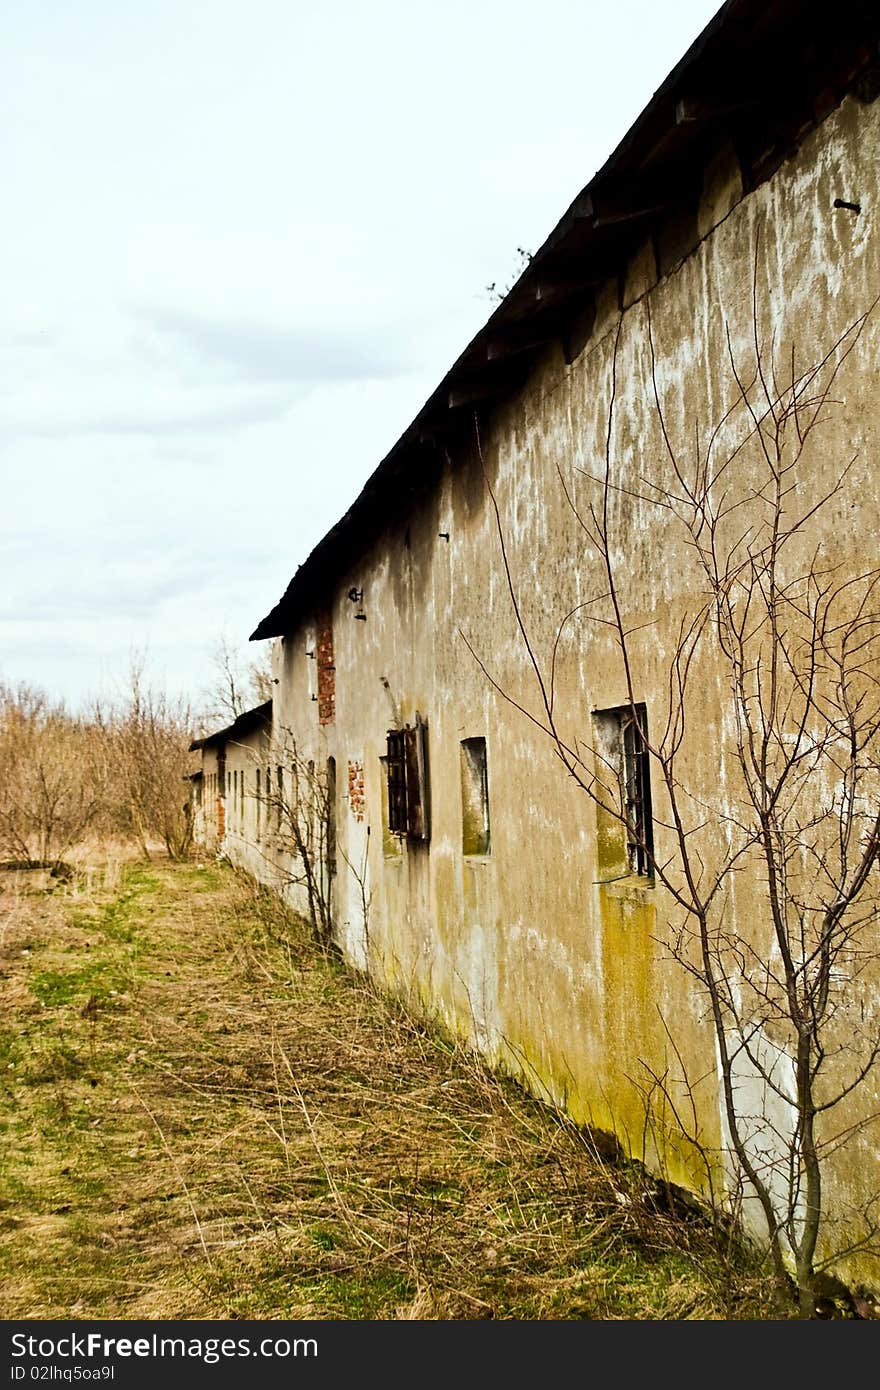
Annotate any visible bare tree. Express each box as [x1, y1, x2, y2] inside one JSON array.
[[239, 732, 375, 958], [98, 657, 196, 861], [465, 258, 880, 1315], [0, 658, 198, 866], [199, 632, 274, 732], [257, 725, 335, 949], [0, 681, 100, 867]]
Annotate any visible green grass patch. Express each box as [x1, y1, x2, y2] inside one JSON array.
[[0, 852, 784, 1321], [29, 961, 129, 1010]]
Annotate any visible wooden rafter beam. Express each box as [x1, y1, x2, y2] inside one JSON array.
[[485, 331, 554, 363], [591, 185, 684, 227], [447, 378, 511, 410], [533, 276, 601, 308], [674, 94, 762, 125]]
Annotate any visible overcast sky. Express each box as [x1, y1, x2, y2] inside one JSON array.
[[1, 0, 723, 715]]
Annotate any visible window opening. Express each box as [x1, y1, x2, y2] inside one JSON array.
[[591, 702, 654, 881], [460, 737, 490, 855], [385, 716, 430, 841], [621, 711, 653, 876]]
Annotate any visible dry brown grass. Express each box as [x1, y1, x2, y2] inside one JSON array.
[[0, 852, 781, 1320]]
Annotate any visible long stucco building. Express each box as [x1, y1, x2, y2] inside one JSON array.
[[194, 0, 880, 1304]]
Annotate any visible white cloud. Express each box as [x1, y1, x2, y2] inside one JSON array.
[[0, 0, 724, 708]]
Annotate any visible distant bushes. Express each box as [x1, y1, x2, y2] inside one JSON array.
[[0, 665, 196, 865]]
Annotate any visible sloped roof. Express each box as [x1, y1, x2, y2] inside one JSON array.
[[251, 0, 880, 643], [189, 700, 273, 752]]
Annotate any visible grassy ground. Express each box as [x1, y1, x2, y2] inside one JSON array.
[[0, 852, 781, 1320]]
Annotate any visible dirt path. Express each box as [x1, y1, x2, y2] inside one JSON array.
[[0, 856, 770, 1319]]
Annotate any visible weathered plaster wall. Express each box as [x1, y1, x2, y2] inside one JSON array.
[[193, 723, 275, 883], [198, 748, 222, 853], [219, 723, 275, 885], [227, 89, 880, 1290]]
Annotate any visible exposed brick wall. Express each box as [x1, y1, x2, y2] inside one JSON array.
[[316, 608, 335, 725], [347, 759, 365, 822]]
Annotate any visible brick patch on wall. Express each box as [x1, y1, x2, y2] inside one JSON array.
[[347, 759, 365, 822], [317, 608, 335, 725]]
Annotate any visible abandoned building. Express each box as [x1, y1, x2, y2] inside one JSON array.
[[192, 0, 880, 1297], [189, 700, 273, 881]]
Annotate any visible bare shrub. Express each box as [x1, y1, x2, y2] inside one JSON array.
[[0, 659, 197, 865], [95, 659, 196, 861], [0, 681, 100, 865]]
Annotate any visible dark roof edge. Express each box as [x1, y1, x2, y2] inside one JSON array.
[[189, 699, 273, 752], [251, 0, 880, 642]]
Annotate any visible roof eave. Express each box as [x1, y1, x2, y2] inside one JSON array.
[[250, 0, 880, 642]]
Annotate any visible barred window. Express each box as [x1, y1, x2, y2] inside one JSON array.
[[591, 702, 654, 881], [386, 730, 408, 835], [621, 711, 653, 877]]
